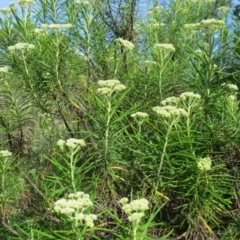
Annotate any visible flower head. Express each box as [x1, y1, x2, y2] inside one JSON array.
[[180, 92, 201, 101], [18, 0, 35, 7], [8, 43, 35, 53], [197, 157, 212, 171], [131, 112, 149, 119], [153, 106, 187, 118], [0, 150, 12, 157], [0, 66, 10, 73], [116, 38, 135, 50], [97, 79, 126, 96], [0, 8, 11, 14], [54, 191, 96, 227], [42, 23, 72, 31], [161, 96, 179, 106], [66, 138, 86, 149], [154, 43, 175, 53]]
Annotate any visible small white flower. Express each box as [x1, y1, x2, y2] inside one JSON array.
[[66, 138, 86, 149], [55, 198, 67, 208], [57, 139, 65, 148], [226, 84, 238, 91], [60, 207, 75, 215], [131, 112, 149, 118], [76, 213, 85, 220], [97, 79, 120, 88], [154, 43, 175, 52], [0, 66, 10, 73], [197, 157, 212, 171], [161, 96, 179, 106], [0, 150, 12, 157], [34, 28, 44, 35], [119, 197, 129, 205], [113, 84, 126, 92], [41, 23, 72, 31], [97, 87, 111, 95], [0, 8, 11, 14], [8, 43, 35, 52], [128, 212, 145, 223], [153, 106, 187, 118], [18, 0, 35, 7], [228, 95, 237, 101], [180, 92, 201, 100], [116, 38, 135, 50]]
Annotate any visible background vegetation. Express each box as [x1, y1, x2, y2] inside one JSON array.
[[0, 0, 240, 239]]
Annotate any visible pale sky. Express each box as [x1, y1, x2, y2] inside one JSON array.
[[0, 0, 239, 10]]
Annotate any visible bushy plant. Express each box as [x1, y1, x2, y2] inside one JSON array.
[[0, 0, 239, 239]]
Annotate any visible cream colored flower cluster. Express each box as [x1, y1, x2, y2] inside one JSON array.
[[0, 150, 12, 157], [54, 191, 97, 227], [179, 92, 201, 101], [154, 43, 175, 53], [197, 157, 211, 171], [184, 19, 225, 33], [161, 96, 179, 106], [153, 106, 187, 118], [76, 0, 90, 5], [119, 197, 149, 223], [222, 83, 238, 91], [0, 8, 11, 14], [8, 43, 35, 52], [97, 79, 126, 96], [42, 23, 73, 30], [131, 112, 149, 119], [18, 0, 35, 7], [57, 138, 86, 150], [116, 38, 135, 50], [0, 66, 10, 73]]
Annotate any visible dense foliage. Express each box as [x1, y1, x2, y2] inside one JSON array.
[[0, 0, 240, 239]]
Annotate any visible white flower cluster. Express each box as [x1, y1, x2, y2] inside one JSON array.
[[131, 112, 149, 119], [0, 8, 11, 14], [186, 0, 215, 3], [0, 150, 12, 157], [119, 197, 149, 223], [57, 138, 86, 149], [42, 23, 73, 30], [161, 96, 179, 106], [0, 66, 10, 73], [179, 92, 201, 101], [184, 19, 225, 33], [200, 19, 225, 28], [97, 79, 126, 96], [54, 191, 97, 227], [8, 43, 35, 52], [76, 0, 90, 5], [18, 0, 35, 7], [184, 23, 200, 30], [153, 106, 187, 118], [34, 28, 44, 35], [154, 43, 175, 53], [223, 83, 238, 91], [197, 157, 211, 171], [228, 95, 237, 102], [116, 38, 135, 50]]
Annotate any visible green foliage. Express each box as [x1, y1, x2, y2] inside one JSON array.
[[0, 0, 239, 239]]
